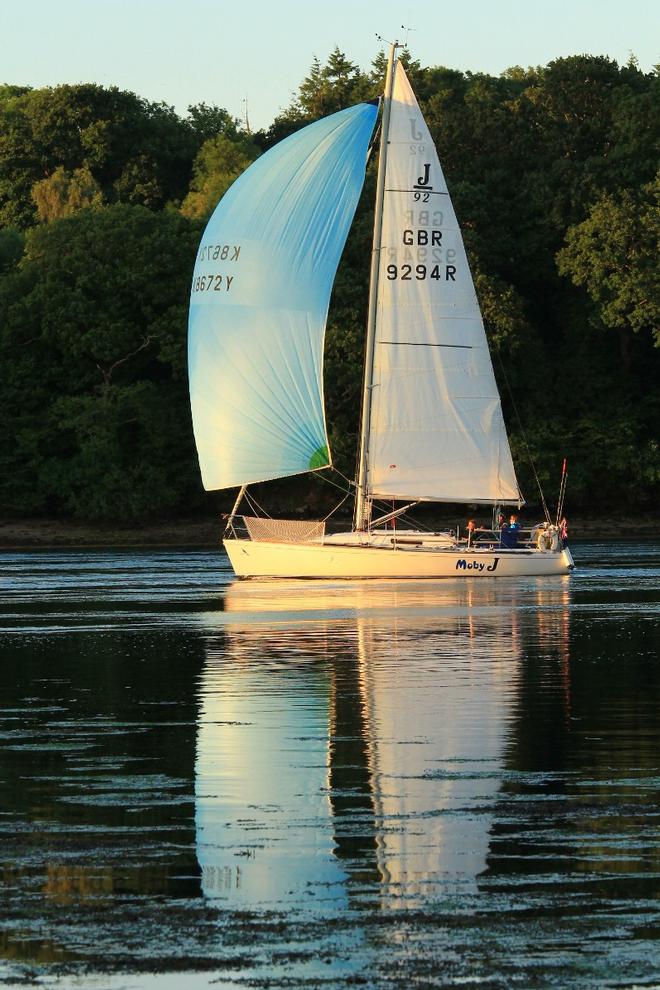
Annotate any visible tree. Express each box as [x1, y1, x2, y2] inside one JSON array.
[[185, 103, 240, 143], [298, 48, 371, 117], [181, 135, 259, 220], [32, 165, 103, 222], [1, 50, 659, 519], [0, 227, 23, 273], [264, 48, 375, 148], [0, 84, 199, 228], [557, 174, 660, 356], [0, 205, 203, 519]]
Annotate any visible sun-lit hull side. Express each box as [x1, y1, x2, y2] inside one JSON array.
[[224, 538, 575, 580]]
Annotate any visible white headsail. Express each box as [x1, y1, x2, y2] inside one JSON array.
[[365, 62, 521, 505]]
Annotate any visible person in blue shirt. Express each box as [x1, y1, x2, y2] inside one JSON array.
[[500, 513, 520, 548]]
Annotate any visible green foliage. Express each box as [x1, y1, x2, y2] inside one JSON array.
[[38, 383, 199, 520], [298, 48, 373, 117], [557, 173, 660, 345], [263, 48, 377, 147], [185, 103, 240, 143], [0, 205, 203, 520], [1, 50, 659, 521], [0, 83, 218, 227], [181, 135, 260, 219], [32, 164, 103, 222], [0, 227, 24, 272]]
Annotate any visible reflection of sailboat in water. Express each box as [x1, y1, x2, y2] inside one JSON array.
[[195, 581, 527, 907]]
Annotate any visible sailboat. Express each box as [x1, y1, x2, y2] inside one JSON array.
[[188, 45, 574, 579]]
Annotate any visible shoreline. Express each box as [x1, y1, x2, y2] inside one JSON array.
[[1, 514, 658, 549]]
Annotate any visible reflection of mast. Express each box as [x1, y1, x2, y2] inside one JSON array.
[[328, 651, 380, 884], [558, 584, 572, 723]]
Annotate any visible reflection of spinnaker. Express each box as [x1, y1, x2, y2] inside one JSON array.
[[195, 644, 344, 905]]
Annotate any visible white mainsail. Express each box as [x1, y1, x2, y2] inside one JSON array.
[[364, 62, 521, 505]]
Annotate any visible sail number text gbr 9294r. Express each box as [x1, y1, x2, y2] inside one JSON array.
[[386, 223, 458, 282], [385, 145, 458, 283]]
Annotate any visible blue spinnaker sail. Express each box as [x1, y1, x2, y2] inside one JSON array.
[[188, 101, 378, 491]]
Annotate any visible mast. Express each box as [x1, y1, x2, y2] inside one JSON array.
[[354, 42, 400, 532]]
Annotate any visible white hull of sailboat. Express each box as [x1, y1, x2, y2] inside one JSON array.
[[225, 538, 575, 580]]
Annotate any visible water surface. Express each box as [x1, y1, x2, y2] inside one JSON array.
[[1, 542, 659, 988]]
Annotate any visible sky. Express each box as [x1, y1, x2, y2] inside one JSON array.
[[4, 0, 659, 130]]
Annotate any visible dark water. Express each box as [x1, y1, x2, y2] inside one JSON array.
[[0, 542, 659, 989]]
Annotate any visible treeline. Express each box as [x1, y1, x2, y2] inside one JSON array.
[[1, 50, 658, 522]]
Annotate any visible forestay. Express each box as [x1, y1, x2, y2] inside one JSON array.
[[188, 102, 378, 491], [366, 63, 521, 505]]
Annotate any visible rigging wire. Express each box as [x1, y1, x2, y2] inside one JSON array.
[[322, 488, 351, 521], [318, 461, 447, 532], [556, 458, 568, 526], [314, 467, 415, 529], [243, 488, 272, 518], [366, 119, 382, 164], [313, 467, 353, 496], [494, 346, 552, 523], [312, 467, 360, 522]]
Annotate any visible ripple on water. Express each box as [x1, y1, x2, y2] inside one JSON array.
[[0, 541, 658, 988]]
